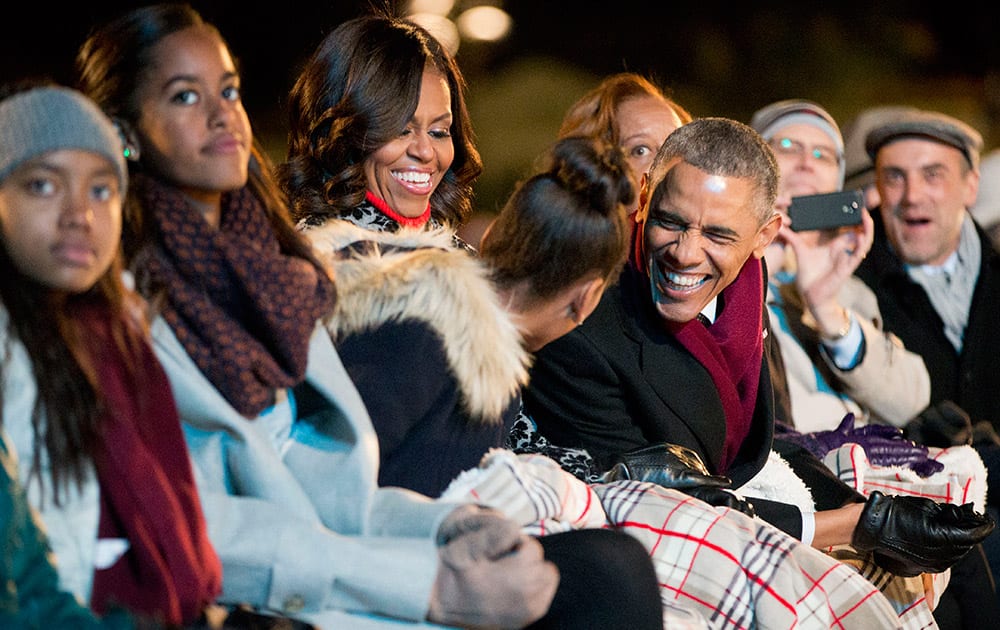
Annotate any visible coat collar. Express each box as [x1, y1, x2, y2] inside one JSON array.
[[302, 219, 530, 423]]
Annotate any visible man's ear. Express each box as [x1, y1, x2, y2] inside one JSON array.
[[962, 166, 980, 209], [751, 212, 783, 259], [635, 172, 650, 223]]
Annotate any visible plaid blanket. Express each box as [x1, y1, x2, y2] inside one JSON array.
[[443, 450, 936, 629], [824, 444, 987, 513]]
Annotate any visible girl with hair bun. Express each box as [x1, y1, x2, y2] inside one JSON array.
[[481, 135, 633, 352]]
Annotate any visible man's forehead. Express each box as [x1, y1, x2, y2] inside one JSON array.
[[651, 164, 735, 204], [649, 172, 762, 234]]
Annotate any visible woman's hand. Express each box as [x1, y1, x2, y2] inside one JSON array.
[[782, 206, 874, 337], [429, 505, 560, 629]]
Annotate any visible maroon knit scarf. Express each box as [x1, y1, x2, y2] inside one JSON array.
[[631, 222, 764, 474], [135, 176, 334, 417], [80, 302, 221, 624]]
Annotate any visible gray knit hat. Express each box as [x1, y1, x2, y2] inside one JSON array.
[[0, 86, 127, 188], [750, 99, 846, 189]]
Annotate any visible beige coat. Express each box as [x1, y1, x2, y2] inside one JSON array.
[[769, 275, 931, 432]]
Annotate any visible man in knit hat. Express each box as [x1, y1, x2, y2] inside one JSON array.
[[855, 108, 1000, 613]]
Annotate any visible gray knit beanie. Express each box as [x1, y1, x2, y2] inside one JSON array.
[[750, 99, 846, 190], [0, 86, 127, 189]]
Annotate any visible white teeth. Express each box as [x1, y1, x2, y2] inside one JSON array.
[[667, 272, 702, 287], [393, 171, 431, 184]]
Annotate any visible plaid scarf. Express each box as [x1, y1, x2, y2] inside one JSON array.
[[134, 176, 334, 417], [80, 301, 221, 624]]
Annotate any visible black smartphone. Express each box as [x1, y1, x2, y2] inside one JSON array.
[[788, 189, 864, 232]]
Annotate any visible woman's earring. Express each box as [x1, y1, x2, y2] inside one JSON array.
[[113, 119, 140, 162]]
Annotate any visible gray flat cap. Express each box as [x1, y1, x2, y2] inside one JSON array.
[[842, 105, 919, 190], [865, 109, 983, 169]]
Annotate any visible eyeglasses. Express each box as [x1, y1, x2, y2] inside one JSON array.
[[770, 137, 842, 167]]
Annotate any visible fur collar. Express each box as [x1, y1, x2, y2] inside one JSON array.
[[303, 219, 531, 424]]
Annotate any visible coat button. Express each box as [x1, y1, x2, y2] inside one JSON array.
[[283, 594, 305, 613]]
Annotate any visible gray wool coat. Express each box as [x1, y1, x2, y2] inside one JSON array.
[[152, 318, 466, 628]]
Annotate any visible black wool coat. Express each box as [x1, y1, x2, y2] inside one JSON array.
[[855, 212, 1000, 430], [523, 263, 806, 535]]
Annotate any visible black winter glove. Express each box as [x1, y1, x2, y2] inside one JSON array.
[[684, 486, 757, 518], [598, 443, 731, 489], [904, 400, 973, 448], [852, 490, 996, 577], [599, 443, 755, 516]]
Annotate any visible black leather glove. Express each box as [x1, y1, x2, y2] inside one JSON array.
[[904, 400, 973, 448], [598, 443, 732, 489], [599, 443, 756, 515], [684, 485, 757, 518], [851, 490, 996, 577]]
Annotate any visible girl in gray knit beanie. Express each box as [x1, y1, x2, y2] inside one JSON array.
[[0, 84, 143, 627], [0, 85, 127, 295]]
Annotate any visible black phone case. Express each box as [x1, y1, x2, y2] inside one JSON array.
[[788, 190, 864, 232]]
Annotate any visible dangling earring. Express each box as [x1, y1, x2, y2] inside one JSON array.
[[113, 119, 140, 162]]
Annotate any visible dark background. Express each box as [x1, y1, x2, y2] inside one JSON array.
[[3, 0, 998, 221]]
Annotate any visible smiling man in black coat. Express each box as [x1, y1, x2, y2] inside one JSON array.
[[522, 117, 994, 577]]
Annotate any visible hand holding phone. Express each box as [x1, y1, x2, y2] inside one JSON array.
[[788, 189, 864, 232]]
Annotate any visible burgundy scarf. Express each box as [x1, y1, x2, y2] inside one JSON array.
[[135, 176, 334, 417], [631, 222, 764, 474], [80, 302, 221, 624]]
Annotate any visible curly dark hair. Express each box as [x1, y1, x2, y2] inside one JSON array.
[[279, 11, 482, 228]]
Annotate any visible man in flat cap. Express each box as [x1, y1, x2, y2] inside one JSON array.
[[856, 109, 1000, 606], [857, 110, 996, 435]]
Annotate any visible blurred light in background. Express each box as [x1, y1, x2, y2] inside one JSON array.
[[409, 0, 456, 16], [408, 0, 513, 54], [456, 5, 512, 43]]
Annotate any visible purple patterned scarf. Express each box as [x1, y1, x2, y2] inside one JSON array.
[[134, 175, 334, 417]]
